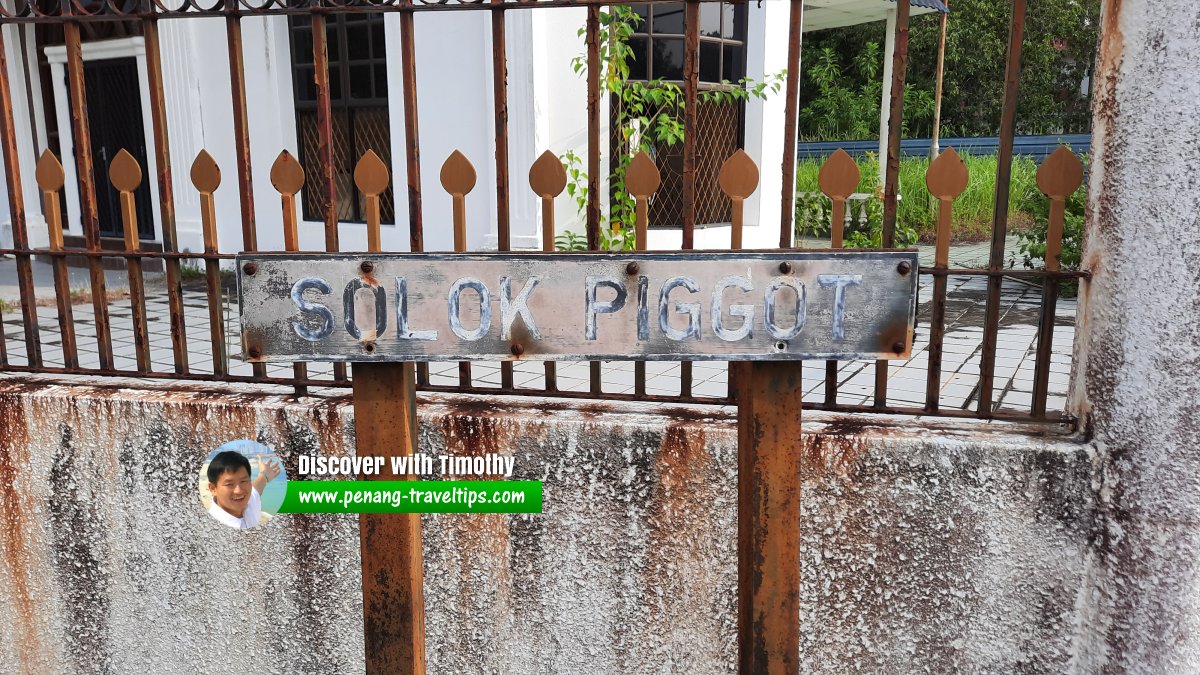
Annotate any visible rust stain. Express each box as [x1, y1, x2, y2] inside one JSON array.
[[0, 392, 46, 672]]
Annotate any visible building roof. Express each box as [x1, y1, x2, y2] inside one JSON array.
[[803, 0, 949, 33]]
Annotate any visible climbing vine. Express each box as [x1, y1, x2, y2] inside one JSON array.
[[558, 6, 785, 250]]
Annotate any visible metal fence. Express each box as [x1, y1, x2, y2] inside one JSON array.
[[0, 0, 1085, 425]]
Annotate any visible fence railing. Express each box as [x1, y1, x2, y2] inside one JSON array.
[[0, 0, 1086, 425]]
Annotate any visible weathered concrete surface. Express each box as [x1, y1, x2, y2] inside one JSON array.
[[0, 376, 1097, 673], [1069, 0, 1200, 671]]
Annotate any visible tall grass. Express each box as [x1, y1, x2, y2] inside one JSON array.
[[795, 151, 1043, 243]]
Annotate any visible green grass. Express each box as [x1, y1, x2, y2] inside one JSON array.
[[795, 151, 1044, 243]]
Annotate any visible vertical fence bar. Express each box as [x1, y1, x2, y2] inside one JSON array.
[[529, 150, 567, 392], [584, 6, 600, 250], [678, 0, 700, 398], [225, 6, 266, 378], [585, 6, 601, 394], [1031, 147, 1083, 417], [398, 6, 429, 386], [719, 150, 757, 403], [818, 149, 859, 405], [736, 360, 802, 675], [37, 151, 77, 368], [923, 148, 968, 412], [270, 151, 309, 395], [977, 0, 1028, 416], [627, 150, 660, 397], [110, 150, 152, 372], [778, 0, 804, 248], [490, 1, 514, 389], [311, 12, 347, 383], [143, 16, 189, 374], [64, 22, 114, 370], [191, 151, 227, 376], [440, 150, 476, 387], [0, 24, 40, 366], [874, 0, 910, 408]]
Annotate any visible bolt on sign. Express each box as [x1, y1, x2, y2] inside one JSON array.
[[237, 251, 918, 362]]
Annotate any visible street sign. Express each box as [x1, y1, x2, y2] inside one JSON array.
[[236, 251, 918, 363]]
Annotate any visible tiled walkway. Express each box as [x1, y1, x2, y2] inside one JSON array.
[[0, 238, 1076, 415]]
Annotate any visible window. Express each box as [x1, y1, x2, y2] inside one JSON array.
[[623, 2, 748, 228], [288, 15, 395, 225]]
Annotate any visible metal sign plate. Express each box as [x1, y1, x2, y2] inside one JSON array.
[[236, 251, 918, 363]]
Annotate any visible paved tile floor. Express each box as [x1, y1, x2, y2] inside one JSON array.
[[0, 237, 1076, 415]]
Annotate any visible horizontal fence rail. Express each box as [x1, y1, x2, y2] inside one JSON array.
[[0, 0, 1082, 427]]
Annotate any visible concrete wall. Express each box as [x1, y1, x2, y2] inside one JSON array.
[[1066, 0, 1200, 670], [0, 376, 1099, 673]]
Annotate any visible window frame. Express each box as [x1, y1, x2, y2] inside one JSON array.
[[287, 13, 394, 226]]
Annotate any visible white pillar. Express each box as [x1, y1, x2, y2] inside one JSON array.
[[877, 8, 897, 188], [1070, 0, 1200, 669]]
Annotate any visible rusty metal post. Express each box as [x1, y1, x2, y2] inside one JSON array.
[[818, 149, 860, 405], [36, 151, 77, 368], [778, 0, 805, 248], [924, 148, 969, 412], [0, 24, 40, 366], [490, 0, 514, 389], [143, 16, 189, 374], [225, 7, 266, 378], [64, 22, 114, 370], [529, 149, 567, 391], [270, 151, 310, 395], [874, 0, 910, 408], [353, 361, 427, 675], [736, 361, 802, 675], [110, 150, 152, 373], [440, 150, 476, 387], [1031, 147, 1083, 417], [628, 150, 661, 396], [191, 150, 228, 376], [398, 6, 429, 387], [977, 0, 1028, 416], [585, 6, 602, 394]]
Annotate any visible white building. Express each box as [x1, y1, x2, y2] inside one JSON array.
[[0, 0, 942, 261]]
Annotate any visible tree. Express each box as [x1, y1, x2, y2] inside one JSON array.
[[797, 0, 1101, 140]]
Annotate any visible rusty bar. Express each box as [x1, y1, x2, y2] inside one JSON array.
[[736, 361, 802, 675], [977, 0, 1027, 416], [109, 151, 152, 372], [677, 0, 701, 397], [874, 0, 909, 409], [585, 5, 601, 392], [353, 361, 427, 675], [64, 23, 114, 370], [38, 152, 78, 368], [924, 199, 952, 412], [225, 9, 266, 378], [490, 1, 513, 389], [1030, 148, 1082, 417], [681, 0, 699, 247], [198, 185, 227, 376], [0, 25, 39, 366], [271, 150, 310, 393], [922, 147, 967, 412], [311, 13, 347, 383], [143, 17, 189, 374], [312, 13, 338, 247], [398, 9, 428, 386], [585, 6, 600, 249], [778, 0, 804, 248]]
